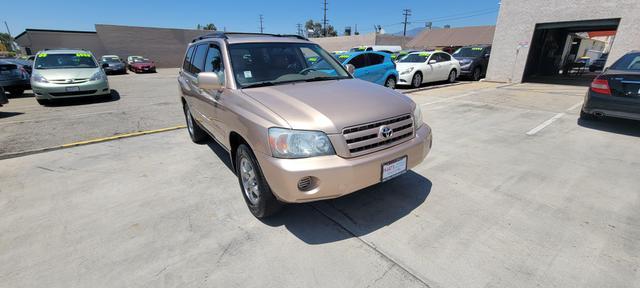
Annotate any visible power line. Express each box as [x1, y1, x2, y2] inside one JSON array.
[[259, 14, 264, 33]]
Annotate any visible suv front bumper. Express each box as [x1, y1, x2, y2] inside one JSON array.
[[256, 124, 432, 203]]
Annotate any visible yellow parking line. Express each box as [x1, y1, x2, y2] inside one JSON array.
[[61, 125, 186, 148]]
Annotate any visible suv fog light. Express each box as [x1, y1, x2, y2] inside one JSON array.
[[297, 176, 318, 192]]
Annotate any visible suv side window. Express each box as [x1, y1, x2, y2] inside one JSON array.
[[204, 44, 225, 83], [183, 46, 195, 72], [191, 44, 208, 74], [348, 54, 368, 69], [367, 53, 385, 66]]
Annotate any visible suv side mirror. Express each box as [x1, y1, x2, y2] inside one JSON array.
[[197, 72, 223, 90], [428, 59, 437, 64], [345, 64, 356, 74]]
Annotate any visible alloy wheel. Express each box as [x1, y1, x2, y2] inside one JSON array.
[[240, 156, 260, 205]]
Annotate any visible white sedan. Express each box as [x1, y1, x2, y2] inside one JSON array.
[[396, 51, 461, 88]]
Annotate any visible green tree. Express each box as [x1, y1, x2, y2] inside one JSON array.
[[0, 33, 14, 52], [305, 20, 337, 37], [196, 23, 217, 31]]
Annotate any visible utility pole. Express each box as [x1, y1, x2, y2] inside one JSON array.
[[322, 0, 328, 37], [4, 21, 15, 52], [401, 9, 411, 47], [296, 23, 303, 36], [259, 15, 264, 33]]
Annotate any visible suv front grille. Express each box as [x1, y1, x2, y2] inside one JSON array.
[[342, 114, 414, 156]]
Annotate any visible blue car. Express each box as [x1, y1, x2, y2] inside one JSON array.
[[335, 52, 399, 88]]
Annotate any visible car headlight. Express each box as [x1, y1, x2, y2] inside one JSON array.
[[268, 128, 335, 159], [413, 106, 423, 128], [31, 73, 48, 83], [89, 71, 106, 81], [400, 67, 414, 75]]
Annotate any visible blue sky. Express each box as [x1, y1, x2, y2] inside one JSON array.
[[1, 0, 500, 36]]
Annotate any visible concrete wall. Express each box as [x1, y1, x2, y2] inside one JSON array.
[[486, 0, 640, 83], [95, 25, 209, 68], [15, 30, 107, 57]]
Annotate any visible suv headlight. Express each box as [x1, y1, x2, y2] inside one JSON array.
[[413, 106, 423, 128], [268, 128, 335, 159], [31, 73, 48, 83], [400, 67, 414, 75], [89, 71, 106, 81]]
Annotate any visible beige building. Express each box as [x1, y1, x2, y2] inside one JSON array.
[[406, 25, 496, 51]]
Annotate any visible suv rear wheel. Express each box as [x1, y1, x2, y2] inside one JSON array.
[[183, 103, 208, 143], [236, 144, 282, 218]]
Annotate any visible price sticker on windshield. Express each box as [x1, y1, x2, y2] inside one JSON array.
[[75, 53, 91, 57], [339, 54, 350, 59], [419, 52, 431, 57], [38, 53, 47, 58], [472, 47, 483, 51]]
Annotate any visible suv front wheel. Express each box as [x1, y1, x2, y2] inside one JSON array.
[[236, 144, 283, 218], [183, 103, 208, 143]]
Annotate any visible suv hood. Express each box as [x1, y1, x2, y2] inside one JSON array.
[[34, 68, 99, 80], [241, 79, 415, 134]]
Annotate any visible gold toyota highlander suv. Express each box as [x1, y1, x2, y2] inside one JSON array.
[[178, 32, 432, 218]]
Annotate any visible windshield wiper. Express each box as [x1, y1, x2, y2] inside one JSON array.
[[304, 76, 348, 82], [242, 81, 275, 89]]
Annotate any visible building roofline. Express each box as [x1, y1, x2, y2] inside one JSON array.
[[15, 28, 96, 40]]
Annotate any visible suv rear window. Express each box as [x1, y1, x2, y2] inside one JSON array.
[[610, 53, 640, 71]]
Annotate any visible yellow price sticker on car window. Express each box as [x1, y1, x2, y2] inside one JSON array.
[[38, 53, 47, 58], [76, 53, 91, 57], [308, 57, 318, 62], [419, 52, 431, 57], [472, 47, 483, 51], [339, 54, 350, 59]]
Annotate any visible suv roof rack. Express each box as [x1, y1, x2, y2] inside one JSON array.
[[192, 32, 308, 43]]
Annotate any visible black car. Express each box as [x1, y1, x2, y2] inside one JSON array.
[[100, 55, 127, 74], [0, 60, 30, 97], [589, 53, 608, 72], [452, 45, 491, 81], [581, 51, 640, 121]]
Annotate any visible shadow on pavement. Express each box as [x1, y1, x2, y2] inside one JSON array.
[[578, 117, 640, 137], [206, 140, 234, 173], [45, 89, 121, 107], [0, 111, 24, 119], [263, 171, 432, 244]]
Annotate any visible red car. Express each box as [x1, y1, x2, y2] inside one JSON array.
[[129, 58, 157, 73]]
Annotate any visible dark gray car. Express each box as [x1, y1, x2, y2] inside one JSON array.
[[581, 51, 640, 121], [452, 45, 491, 81]]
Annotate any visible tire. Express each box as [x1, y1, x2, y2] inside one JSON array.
[[183, 103, 209, 143], [7, 88, 24, 97], [36, 99, 50, 106], [235, 144, 283, 218], [384, 76, 396, 89], [472, 67, 482, 81], [448, 70, 457, 83], [411, 72, 422, 88]]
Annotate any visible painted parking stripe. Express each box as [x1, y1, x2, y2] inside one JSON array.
[[525, 101, 584, 136]]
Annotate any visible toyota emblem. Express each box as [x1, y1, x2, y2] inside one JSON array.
[[379, 126, 393, 139]]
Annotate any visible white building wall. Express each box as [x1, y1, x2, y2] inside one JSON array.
[[486, 0, 640, 83]]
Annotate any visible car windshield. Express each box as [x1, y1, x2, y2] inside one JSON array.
[[102, 57, 120, 63], [399, 53, 429, 63], [228, 42, 351, 88], [133, 58, 150, 63], [34, 53, 98, 69], [453, 47, 484, 58], [610, 53, 640, 71]]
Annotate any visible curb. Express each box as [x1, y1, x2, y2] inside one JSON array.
[[401, 81, 469, 94], [0, 125, 186, 160]]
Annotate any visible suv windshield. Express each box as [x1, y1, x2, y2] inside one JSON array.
[[399, 54, 429, 63], [610, 53, 640, 71], [453, 47, 484, 58], [35, 53, 98, 69], [229, 42, 350, 88]]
